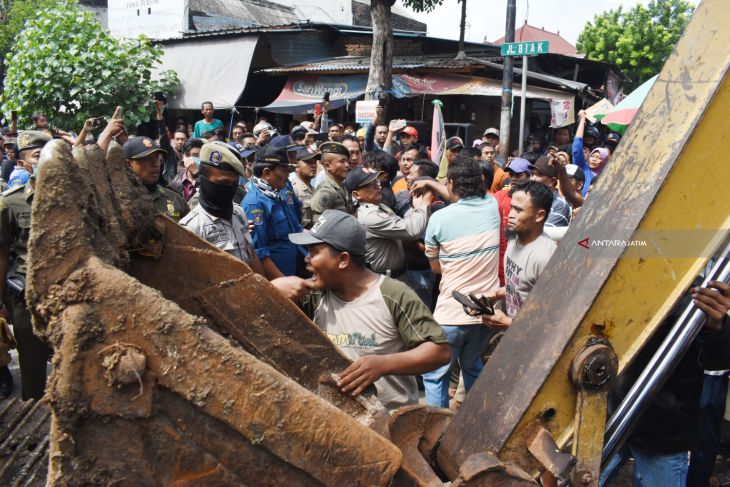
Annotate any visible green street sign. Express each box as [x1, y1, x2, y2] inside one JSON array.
[[501, 41, 549, 57]]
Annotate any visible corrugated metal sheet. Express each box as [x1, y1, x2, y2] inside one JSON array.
[[189, 0, 299, 32], [258, 53, 588, 93], [258, 53, 504, 73]]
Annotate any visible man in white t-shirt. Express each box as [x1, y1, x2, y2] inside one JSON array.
[[484, 181, 557, 329], [289, 209, 450, 410]]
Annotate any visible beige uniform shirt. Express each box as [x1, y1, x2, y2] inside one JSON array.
[[180, 204, 256, 266], [290, 175, 315, 229], [356, 203, 428, 273]]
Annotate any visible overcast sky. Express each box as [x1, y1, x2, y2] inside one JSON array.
[[396, 0, 654, 46]]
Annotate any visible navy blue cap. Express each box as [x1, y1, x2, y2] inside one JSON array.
[[269, 134, 305, 153], [228, 141, 256, 159]]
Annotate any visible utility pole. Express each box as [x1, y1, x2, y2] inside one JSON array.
[[499, 0, 516, 159], [455, 0, 468, 59]]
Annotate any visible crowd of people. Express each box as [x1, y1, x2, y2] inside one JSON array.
[[0, 98, 728, 487]]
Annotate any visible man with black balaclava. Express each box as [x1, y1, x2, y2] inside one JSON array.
[[181, 142, 315, 301], [122, 136, 189, 222], [180, 141, 257, 265]]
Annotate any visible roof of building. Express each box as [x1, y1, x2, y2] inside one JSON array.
[[257, 52, 589, 94], [493, 22, 578, 56], [189, 0, 299, 31], [351, 0, 426, 32]]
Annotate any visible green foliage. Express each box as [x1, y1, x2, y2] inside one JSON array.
[[577, 0, 694, 89], [0, 0, 62, 60], [1, 0, 179, 130], [400, 0, 445, 13]]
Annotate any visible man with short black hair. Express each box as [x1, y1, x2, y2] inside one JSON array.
[[170, 137, 206, 202], [392, 144, 421, 195], [310, 142, 353, 221], [483, 180, 556, 329], [1, 136, 18, 183], [289, 210, 450, 410], [341, 134, 362, 169], [530, 156, 571, 228], [193, 101, 224, 138], [552, 126, 571, 146], [422, 155, 501, 407], [328, 123, 343, 141], [480, 142, 508, 192]]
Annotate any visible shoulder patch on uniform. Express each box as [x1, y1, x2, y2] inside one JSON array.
[[251, 208, 264, 225], [319, 193, 331, 206]]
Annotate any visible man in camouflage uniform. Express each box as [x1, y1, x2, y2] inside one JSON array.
[[0, 131, 53, 399], [122, 137, 189, 222], [310, 142, 353, 222]]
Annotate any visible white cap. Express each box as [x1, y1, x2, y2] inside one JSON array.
[[483, 127, 500, 137]]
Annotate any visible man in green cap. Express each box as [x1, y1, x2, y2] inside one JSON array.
[[310, 141, 353, 222], [122, 136, 189, 222], [0, 130, 53, 399]]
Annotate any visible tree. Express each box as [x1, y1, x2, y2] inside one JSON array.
[[1, 0, 179, 130], [0, 0, 62, 87], [366, 0, 444, 100], [577, 0, 694, 89]]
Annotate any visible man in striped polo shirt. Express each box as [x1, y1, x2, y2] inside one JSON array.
[[422, 155, 501, 408]]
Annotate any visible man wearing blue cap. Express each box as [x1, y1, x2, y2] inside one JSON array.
[[241, 140, 306, 279]]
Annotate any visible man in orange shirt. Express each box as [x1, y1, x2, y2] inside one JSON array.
[[480, 142, 508, 192]]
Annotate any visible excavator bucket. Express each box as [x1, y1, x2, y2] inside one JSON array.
[[25, 140, 401, 486]]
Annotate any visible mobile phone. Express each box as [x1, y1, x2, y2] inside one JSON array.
[[11, 111, 17, 123], [314, 104, 322, 117], [452, 290, 495, 316], [314, 133, 329, 142], [378, 96, 387, 107], [90, 116, 105, 129], [323, 92, 330, 102]]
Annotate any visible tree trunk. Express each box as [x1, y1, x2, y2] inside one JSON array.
[[366, 0, 393, 101]]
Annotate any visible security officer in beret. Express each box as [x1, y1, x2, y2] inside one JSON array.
[[310, 141, 353, 222], [346, 168, 431, 280], [241, 143, 306, 280], [122, 136, 189, 222], [180, 142, 258, 267], [0, 130, 53, 399]]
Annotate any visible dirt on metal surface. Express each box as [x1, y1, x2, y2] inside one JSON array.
[[25, 140, 401, 486]]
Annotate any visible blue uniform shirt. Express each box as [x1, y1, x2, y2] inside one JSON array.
[[241, 180, 305, 276]]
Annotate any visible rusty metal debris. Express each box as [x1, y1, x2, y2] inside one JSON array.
[[26, 140, 401, 486]]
